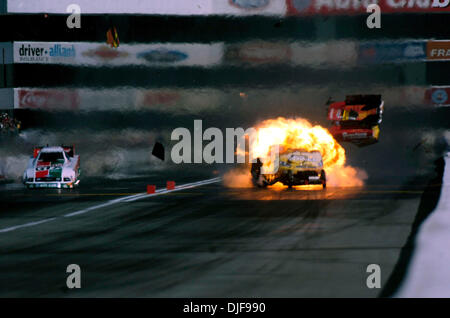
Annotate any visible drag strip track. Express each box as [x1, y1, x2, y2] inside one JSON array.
[[0, 174, 436, 297], [0, 98, 447, 297]]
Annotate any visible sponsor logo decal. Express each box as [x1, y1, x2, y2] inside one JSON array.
[[48, 44, 76, 57], [82, 45, 128, 60], [17, 43, 76, 62], [49, 167, 62, 178], [137, 48, 188, 63], [425, 87, 450, 106], [229, 0, 270, 9], [431, 89, 449, 104], [34, 166, 62, 180]]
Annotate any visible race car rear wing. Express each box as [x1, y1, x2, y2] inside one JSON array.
[[33, 147, 43, 158], [345, 95, 381, 109]]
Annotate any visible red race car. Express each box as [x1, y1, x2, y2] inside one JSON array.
[[327, 95, 384, 147]]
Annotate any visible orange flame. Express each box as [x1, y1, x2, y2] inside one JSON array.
[[250, 117, 345, 167], [225, 117, 367, 188]]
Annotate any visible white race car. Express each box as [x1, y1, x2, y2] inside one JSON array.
[[23, 145, 80, 189]]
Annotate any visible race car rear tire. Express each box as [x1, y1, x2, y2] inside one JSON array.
[[320, 170, 326, 189], [288, 170, 294, 185]]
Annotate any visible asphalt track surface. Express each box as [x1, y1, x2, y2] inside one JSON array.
[[0, 167, 441, 297]]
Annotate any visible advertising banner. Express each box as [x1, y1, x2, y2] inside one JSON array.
[[14, 87, 224, 113], [358, 41, 427, 64], [287, 0, 450, 15], [16, 40, 442, 68], [13, 42, 224, 67], [8, 0, 450, 15]]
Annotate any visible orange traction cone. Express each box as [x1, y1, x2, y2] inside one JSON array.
[[147, 185, 156, 194], [166, 181, 175, 190]]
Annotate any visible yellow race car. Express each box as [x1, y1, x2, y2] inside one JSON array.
[[251, 148, 326, 188]]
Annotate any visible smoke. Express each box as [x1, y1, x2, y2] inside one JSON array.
[[0, 128, 172, 181], [0, 155, 30, 181], [222, 165, 368, 189], [326, 166, 368, 187], [222, 167, 253, 188]]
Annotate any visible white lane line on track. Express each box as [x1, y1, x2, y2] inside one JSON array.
[[0, 177, 222, 234], [0, 217, 57, 233]]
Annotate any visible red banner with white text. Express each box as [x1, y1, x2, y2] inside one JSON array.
[[287, 0, 450, 15]]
